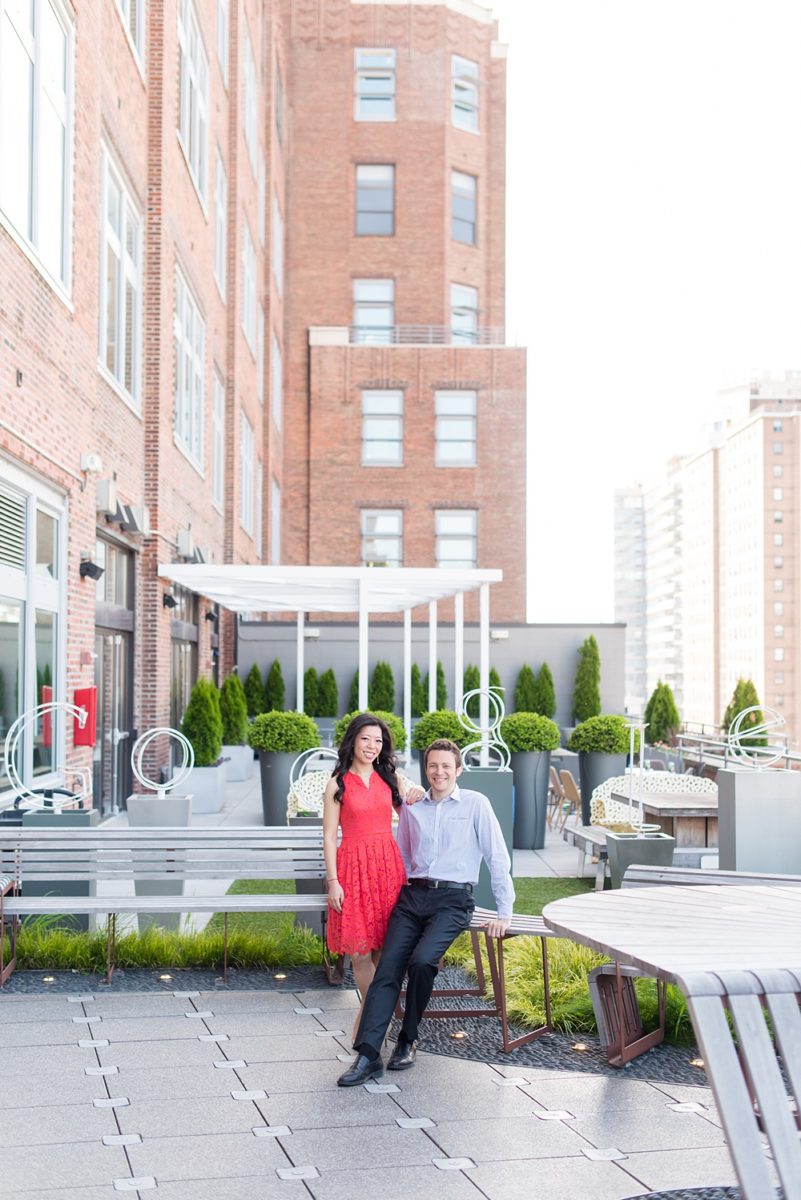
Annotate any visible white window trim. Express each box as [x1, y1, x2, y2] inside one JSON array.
[[435, 390, 477, 468], [0, 0, 75, 301], [242, 19, 257, 176], [354, 47, 396, 122], [272, 192, 283, 293], [254, 459, 263, 558], [241, 215, 257, 356], [112, 0, 146, 76], [361, 390, 403, 467], [211, 368, 225, 513], [257, 304, 264, 405], [270, 476, 281, 564], [451, 54, 479, 133], [177, 0, 209, 208], [239, 411, 254, 536], [360, 508, 403, 567], [435, 509, 478, 568], [214, 147, 227, 298], [216, 0, 228, 87], [271, 332, 282, 431], [98, 144, 143, 412], [173, 266, 206, 473]]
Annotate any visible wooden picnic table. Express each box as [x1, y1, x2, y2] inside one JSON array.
[[611, 788, 718, 847]]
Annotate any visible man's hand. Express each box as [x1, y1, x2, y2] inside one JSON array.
[[403, 784, 426, 805], [482, 915, 511, 939]]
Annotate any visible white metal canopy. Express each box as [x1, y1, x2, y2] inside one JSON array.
[[158, 564, 503, 762]]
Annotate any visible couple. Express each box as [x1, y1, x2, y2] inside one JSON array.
[[323, 712, 514, 1087]]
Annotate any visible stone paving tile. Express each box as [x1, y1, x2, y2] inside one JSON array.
[[86, 994, 190, 1018], [285, 1124, 438, 1170], [0, 998, 82, 1023], [0, 1142, 130, 1192], [293, 988, 360, 1010], [623, 1146, 742, 1191], [0, 1069, 108, 1108], [490, 1061, 590, 1083], [257, 1089, 406, 1130], [393, 1081, 539, 1122], [5, 1189, 123, 1200], [97, 1037, 221, 1069], [572, 1109, 728, 1153], [307, 1164, 480, 1200], [650, 1081, 717, 1106], [0, 1019, 93, 1048], [126, 1131, 287, 1181], [0, 1103, 117, 1147], [0, 1043, 96, 1076], [237, 1058, 361, 1093], [432, 1115, 583, 1162], [195, 990, 297, 1012], [205, 1012, 319, 1037], [148, 1179, 309, 1200], [522, 1075, 679, 1115], [225, 1033, 343, 1062], [118, 1095, 263, 1137], [99, 1015, 205, 1042], [470, 1156, 641, 1200], [115, 1064, 238, 1101]]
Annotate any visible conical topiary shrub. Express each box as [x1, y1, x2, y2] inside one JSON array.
[[514, 665, 537, 712], [411, 663, 426, 717], [369, 660, 395, 712], [644, 680, 680, 746], [463, 664, 480, 717], [264, 659, 285, 712], [572, 635, 601, 724], [219, 673, 248, 745], [244, 663, 264, 719], [723, 678, 766, 747], [181, 678, 223, 767], [303, 667, 319, 717], [532, 663, 556, 719], [317, 669, 338, 718], [349, 669, 360, 713]]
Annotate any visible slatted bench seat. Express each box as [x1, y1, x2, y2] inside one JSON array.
[[0, 827, 333, 985]]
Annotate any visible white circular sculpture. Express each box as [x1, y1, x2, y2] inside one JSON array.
[[457, 687, 510, 771], [131, 728, 195, 798], [727, 705, 786, 769], [3, 702, 92, 812]]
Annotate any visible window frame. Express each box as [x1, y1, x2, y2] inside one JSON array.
[[354, 47, 396, 122], [435, 509, 477, 569], [242, 18, 257, 176], [211, 368, 225, 511], [241, 214, 257, 355], [215, 0, 228, 86], [352, 278, 394, 344], [213, 147, 227, 297], [114, 0, 145, 66], [435, 390, 477, 467], [270, 476, 281, 564], [355, 163, 395, 236], [239, 410, 254, 536], [361, 390, 403, 467], [450, 282, 478, 345], [451, 169, 477, 246], [271, 332, 282, 431], [177, 0, 209, 204], [451, 54, 479, 132], [98, 144, 142, 411], [360, 508, 403, 568], [173, 265, 205, 471], [272, 192, 283, 293]]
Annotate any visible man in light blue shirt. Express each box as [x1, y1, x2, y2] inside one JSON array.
[[338, 738, 514, 1086]]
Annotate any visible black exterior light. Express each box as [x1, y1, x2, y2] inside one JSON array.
[[163, 590, 178, 609], [79, 558, 104, 581]]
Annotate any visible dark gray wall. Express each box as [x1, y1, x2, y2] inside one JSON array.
[[237, 621, 626, 726]]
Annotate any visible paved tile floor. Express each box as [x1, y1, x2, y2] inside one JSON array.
[[0, 981, 751, 1199]]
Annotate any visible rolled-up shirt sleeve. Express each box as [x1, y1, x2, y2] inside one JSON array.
[[474, 796, 515, 918]]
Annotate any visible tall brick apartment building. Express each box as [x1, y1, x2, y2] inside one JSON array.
[[0, 0, 526, 814]]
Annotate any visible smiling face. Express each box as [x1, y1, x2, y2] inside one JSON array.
[[352, 724, 385, 769], [425, 748, 463, 799]]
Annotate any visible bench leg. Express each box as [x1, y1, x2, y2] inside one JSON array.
[[594, 855, 607, 891], [223, 912, 229, 984], [606, 960, 666, 1067], [577, 847, 587, 877], [485, 933, 554, 1053], [0, 888, 18, 988], [105, 913, 116, 985]]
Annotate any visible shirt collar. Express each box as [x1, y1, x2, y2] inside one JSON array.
[[424, 783, 461, 804]]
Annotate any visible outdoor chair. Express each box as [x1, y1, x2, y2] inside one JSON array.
[[546, 765, 568, 830], [590, 772, 717, 826], [558, 769, 581, 826], [646, 758, 666, 770]]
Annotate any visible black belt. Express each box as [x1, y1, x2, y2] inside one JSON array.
[[408, 878, 473, 893]]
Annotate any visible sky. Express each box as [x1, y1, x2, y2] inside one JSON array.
[[490, 0, 801, 623]]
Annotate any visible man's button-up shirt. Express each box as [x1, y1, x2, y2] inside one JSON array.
[[396, 784, 515, 919]]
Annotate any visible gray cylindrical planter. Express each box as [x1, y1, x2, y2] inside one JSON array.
[[578, 752, 627, 825], [258, 751, 296, 824], [510, 750, 551, 851], [605, 830, 676, 889], [126, 793, 192, 932]]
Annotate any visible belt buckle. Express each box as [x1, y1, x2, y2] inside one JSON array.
[[431, 879, 441, 889]]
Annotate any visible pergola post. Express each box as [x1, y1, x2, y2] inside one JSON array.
[[403, 608, 412, 760], [428, 600, 438, 712], [454, 591, 464, 715], [358, 576, 369, 709], [479, 583, 490, 765], [296, 612, 305, 712]]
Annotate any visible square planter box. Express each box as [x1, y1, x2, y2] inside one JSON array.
[[171, 763, 227, 814], [126, 793, 192, 932], [223, 745, 254, 783], [605, 830, 675, 889]]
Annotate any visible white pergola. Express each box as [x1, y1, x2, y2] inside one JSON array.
[[157, 565, 503, 761]]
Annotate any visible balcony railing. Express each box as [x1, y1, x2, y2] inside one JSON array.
[[349, 324, 506, 346]]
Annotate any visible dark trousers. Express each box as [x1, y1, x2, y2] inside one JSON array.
[[356, 883, 475, 1056]]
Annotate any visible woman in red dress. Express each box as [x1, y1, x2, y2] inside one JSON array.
[[323, 713, 420, 1040]]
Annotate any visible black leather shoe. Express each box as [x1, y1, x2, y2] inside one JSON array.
[[387, 1039, 417, 1071], [337, 1053, 383, 1087]]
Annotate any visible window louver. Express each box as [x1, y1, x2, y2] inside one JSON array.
[[0, 492, 26, 571]]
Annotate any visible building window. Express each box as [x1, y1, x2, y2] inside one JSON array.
[[774, 602, 784, 616], [242, 217, 256, 354], [214, 149, 227, 296], [773, 442, 783, 454], [773, 419, 783, 432], [774, 579, 784, 592], [212, 370, 224, 510], [353, 279, 394, 344], [774, 511, 783, 523], [0, 467, 64, 791], [178, 0, 208, 200], [258, 153, 265, 245], [435, 510, 477, 568], [773, 487, 784, 501], [451, 171, 476, 245], [216, 0, 228, 85], [0, 0, 73, 289], [436, 391, 477, 466], [775, 672, 784, 684], [99, 148, 142, 405], [451, 54, 478, 131], [242, 21, 257, 174], [773, 464, 783, 478], [774, 647, 784, 662], [774, 533, 784, 546], [774, 556, 784, 568], [173, 267, 205, 466], [274, 60, 284, 143], [270, 477, 281, 564], [115, 0, 144, 60], [355, 164, 394, 235], [361, 390, 403, 466], [254, 460, 262, 558], [271, 333, 282, 430], [775, 695, 785, 706], [257, 304, 264, 405], [451, 283, 478, 344], [361, 509, 402, 567], [272, 193, 283, 293], [240, 412, 254, 535], [354, 48, 396, 121], [775, 624, 784, 637]]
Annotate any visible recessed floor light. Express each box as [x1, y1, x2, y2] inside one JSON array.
[[572, 1042, 589, 1052]]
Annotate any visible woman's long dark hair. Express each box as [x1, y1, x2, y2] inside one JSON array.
[[333, 713, 402, 808]]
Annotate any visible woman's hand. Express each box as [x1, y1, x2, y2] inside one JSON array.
[[327, 879, 344, 913], [403, 784, 426, 805]]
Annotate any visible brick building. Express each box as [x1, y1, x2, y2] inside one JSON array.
[[0, 0, 526, 814]]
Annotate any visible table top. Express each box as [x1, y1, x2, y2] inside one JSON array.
[[610, 790, 718, 817], [542, 884, 801, 987]]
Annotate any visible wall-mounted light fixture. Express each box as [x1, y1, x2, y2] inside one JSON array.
[[79, 553, 104, 581], [490, 629, 509, 641], [204, 609, 217, 622], [163, 589, 178, 609], [304, 628, 321, 640]]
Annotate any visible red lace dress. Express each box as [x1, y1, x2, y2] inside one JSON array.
[[326, 771, 407, 956]]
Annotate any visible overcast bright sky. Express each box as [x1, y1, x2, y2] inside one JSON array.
[[491, 0, 801, 623]]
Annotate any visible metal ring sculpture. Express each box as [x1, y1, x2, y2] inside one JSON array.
[[289, 746, 339, 788], [3, 702, 90, 812], [457, 687, 510, 771], [727, 706, 786, 770], [131, 728, 195, 798]]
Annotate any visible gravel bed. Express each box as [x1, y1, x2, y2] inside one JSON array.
[[630, 1191, 782, 1200]]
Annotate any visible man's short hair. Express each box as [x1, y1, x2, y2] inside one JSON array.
[[423, 738, 463, 769]]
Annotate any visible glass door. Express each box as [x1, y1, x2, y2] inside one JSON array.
[[93, 631, 132, 816]]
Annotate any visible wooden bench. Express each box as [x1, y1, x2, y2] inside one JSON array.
[[589, 863, 801, 1068], [0, 827, 335, 985]]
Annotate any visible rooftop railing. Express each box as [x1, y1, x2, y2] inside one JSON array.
[[349, 324, 507, 346]]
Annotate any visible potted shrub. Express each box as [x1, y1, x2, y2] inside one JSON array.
[[244, 663, 264, 718], [248, 710, 320, 824], [411, 709, 469, 785], [263, 659, 286, 712], [169, 678, 227, 814], [219, 673, 252, 782], [334, 709, 407, 753], [500, 712, 560, 850], [315, 668, 339, 746], [568, 715, 637, 825]]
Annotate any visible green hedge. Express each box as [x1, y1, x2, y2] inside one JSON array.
[[247, 711, 320, 754], [568, 714, 638, 754], [500, 712, 560, 752], [333, 710, 406, 752], [410, 709, 469, 751]]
